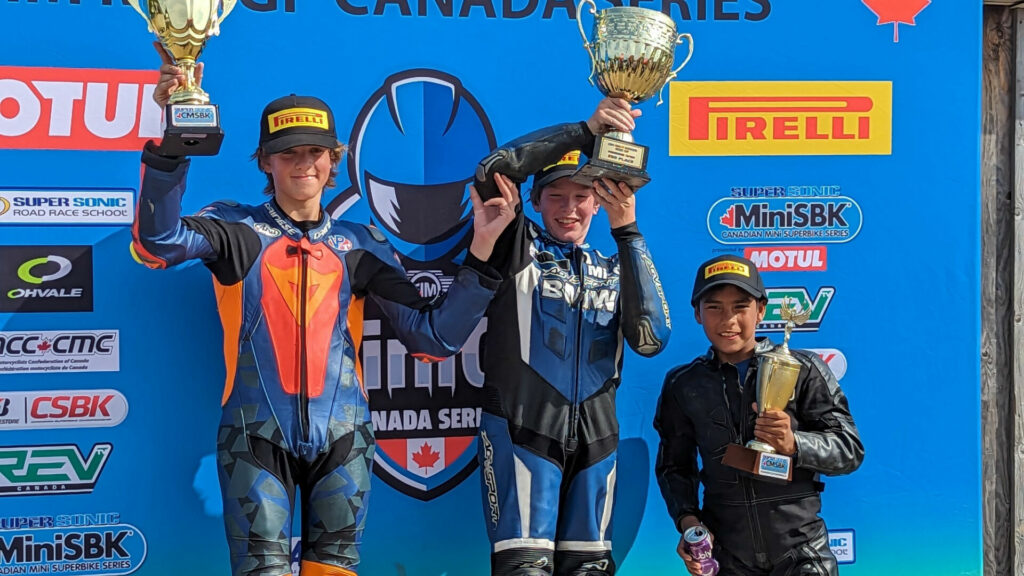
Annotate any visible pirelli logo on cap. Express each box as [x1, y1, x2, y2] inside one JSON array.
[[543, 150, 581, 171], [267, 107, 330, 134], [705, 261, 750, 279], [669, 81, 892, 156]]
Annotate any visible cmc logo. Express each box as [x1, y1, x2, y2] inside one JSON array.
[[669, 81, 892, 156], [0, 390, 128, 430], [745, 246, 827, 271], [0, 66, 161, 151], [828, 529, 856, 564]]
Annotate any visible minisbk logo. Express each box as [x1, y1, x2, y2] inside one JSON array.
[[759, 287, 835, 332], [669, 81, 892, 156], [0, 515, 146, 576], [0, 189, 134, 225], [0, 66, 161, 151], [0, 390, 128, 430], [708, 197, 863, 244], [0, 443, 111, 496], [745, 246, 827, 271], [807, 348, 848, 380], [0, 246, 93, 313], [828, 529, 855, 564]]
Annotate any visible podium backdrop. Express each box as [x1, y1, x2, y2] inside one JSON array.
[[0, 1, 981, 575]]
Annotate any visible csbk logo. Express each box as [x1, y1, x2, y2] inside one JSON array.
[[0, 66, 161, 151], [0, 443, 112, 496], [759, 287, 835, 332]]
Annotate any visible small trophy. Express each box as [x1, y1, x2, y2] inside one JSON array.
[[722, 298, 810, 482], [128, 0, 236, 156], [574, 1, 694, 190]]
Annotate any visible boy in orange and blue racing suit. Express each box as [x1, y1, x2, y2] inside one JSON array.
[[130, 54, 518, 576]]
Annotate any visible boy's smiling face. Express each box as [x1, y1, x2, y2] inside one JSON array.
[[695, 284, 767, 364]]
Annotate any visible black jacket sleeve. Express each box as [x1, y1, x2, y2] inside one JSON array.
[[654, 369, 702, 532], [473, 121, 596, 201], [792, 352, 865, 476]]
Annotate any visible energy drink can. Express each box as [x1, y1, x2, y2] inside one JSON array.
[[683, 525, 720, 576]]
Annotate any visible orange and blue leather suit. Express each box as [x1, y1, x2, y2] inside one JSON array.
[[131, 144, 500, 576]]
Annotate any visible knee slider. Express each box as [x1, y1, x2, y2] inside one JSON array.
[[493, 548, 554, 576]]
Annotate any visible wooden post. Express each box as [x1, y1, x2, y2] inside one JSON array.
[[982, 6, 1014, 576], [1012, 9, 1024, 575]]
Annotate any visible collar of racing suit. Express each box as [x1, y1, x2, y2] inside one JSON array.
[[702, 336, 776, 368]]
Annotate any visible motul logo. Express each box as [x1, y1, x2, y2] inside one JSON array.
[[669, 81, 892, 156], [0, 66, 161, 151], [745, 246, 827, 271]]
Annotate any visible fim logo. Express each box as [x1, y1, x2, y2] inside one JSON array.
[[759, 287, 835, 332], [0, 443, 111, 496], [828, 530, 855, 564], [407, 270, 454, 300]]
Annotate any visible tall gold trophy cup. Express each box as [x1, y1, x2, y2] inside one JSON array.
[[573, 1, 693, 189], [722, 299, 810, 482], [128, 0, 236, 156]]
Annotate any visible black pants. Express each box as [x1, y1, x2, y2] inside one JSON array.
[[716, 530, 838, 576]]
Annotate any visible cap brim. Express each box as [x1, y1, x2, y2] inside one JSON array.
[[691, 279, 765, 306], [534, 166, 579, 190], [262, 133, 340, 155]]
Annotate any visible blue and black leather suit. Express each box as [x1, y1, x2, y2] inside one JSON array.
[[473, 122, 672, 576]]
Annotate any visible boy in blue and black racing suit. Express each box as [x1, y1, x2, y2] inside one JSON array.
[[472, 97, 672, 576]]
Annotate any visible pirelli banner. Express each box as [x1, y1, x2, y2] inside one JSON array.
[[0, 2, 981, 575]]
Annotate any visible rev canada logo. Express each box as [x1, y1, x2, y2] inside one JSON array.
[[0, 443, 111, 496], [0, 246, 92, 313]]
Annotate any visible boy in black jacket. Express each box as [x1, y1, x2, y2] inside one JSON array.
[[654, 255, 863, 575]]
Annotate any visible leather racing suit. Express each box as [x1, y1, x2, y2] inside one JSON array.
[[654, 339, 864, 576], [473, 122, 672, 576], [130, 143, 500, 576]]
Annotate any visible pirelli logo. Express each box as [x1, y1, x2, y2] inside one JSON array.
[[669, 82, 892, 156], [705, 261, 749, 279], [267, 107, 329, 134]]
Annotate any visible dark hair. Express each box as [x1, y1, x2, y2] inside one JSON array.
[[251, 144, 347, 196]]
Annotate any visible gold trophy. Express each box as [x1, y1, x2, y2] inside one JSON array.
[[722, 298, 809, 482], [127, 0, 236, 156], [574, 1, 693, 189]]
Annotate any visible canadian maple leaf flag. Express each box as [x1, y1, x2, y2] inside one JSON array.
[[862, 0, 931, 42]]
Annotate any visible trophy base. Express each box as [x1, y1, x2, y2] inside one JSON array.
[[723, 443, 793, 482], [160, 104, 224, 157], [570, 134, 650, 190]]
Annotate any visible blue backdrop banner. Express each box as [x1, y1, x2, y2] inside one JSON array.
[[0, 1, 981, 575]]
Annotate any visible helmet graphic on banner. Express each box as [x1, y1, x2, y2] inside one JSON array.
[[327, 69, 496, 262]]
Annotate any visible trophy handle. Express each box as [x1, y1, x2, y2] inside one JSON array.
[[576, 0, 598, 86], [125, 0, 154, 33], [212, 0, 238, 35], [655, 33, 694, 106]]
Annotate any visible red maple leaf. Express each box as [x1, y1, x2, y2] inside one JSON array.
[[720, 206, 736, 228], [411, 442, 441, 470], [862, 0, 930, 43], [36, 340, 51, 352]]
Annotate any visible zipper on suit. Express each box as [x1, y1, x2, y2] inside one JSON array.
[[566, 245, 584, 454], [288, 243, 311, 444]]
